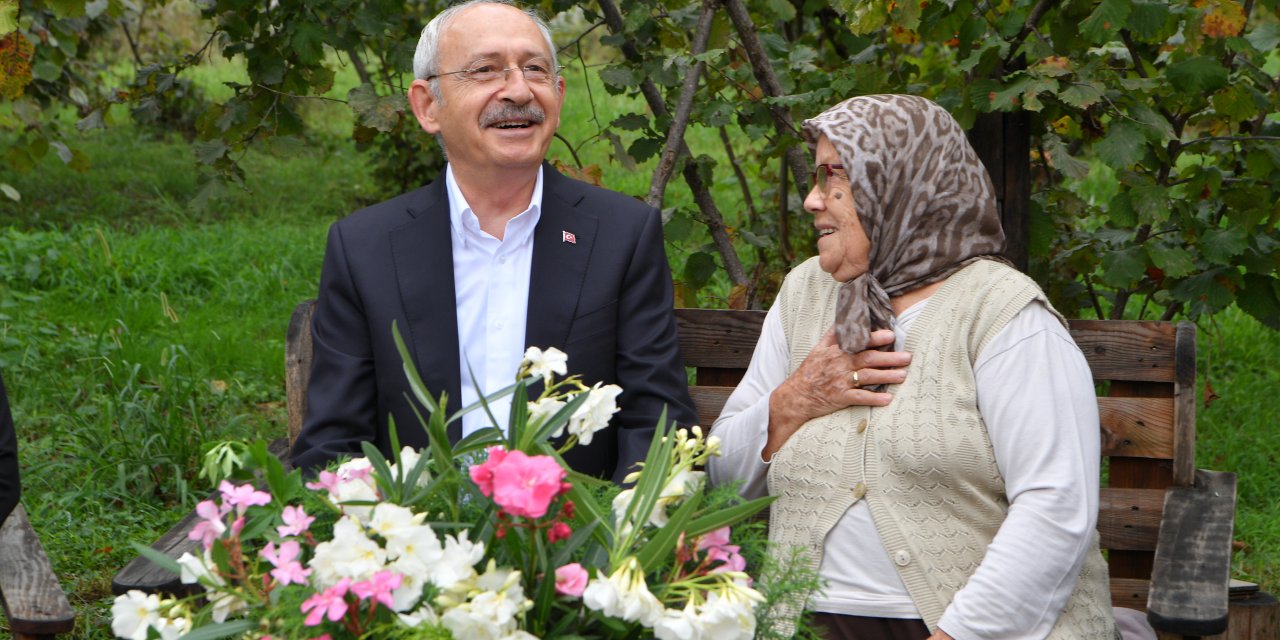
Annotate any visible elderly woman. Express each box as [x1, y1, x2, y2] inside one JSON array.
[[708, 95, 1118, 639]]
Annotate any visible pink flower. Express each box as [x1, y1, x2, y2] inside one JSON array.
[[305, 470, 339, 493], [219, 481, 272, 513], [261, 540, 311, 585], [188, 499, 227, 549], [555, 563, 588, 597], [350, 570, 403, 610], [547, 521, 572, 543], [491, 450, 566, 519], [261, 540, 301, 567], [468, 446, 509, 498], [277, 505, 315, 537], [230, 515, 246, 538], [699, 527, 747, 573], [300, 578, 351, 626]]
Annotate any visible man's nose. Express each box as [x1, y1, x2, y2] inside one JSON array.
[[497, 68, 535, 102]]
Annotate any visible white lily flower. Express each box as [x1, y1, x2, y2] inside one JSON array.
[[582, 559, 663, 627], [528, 396, 567, 434], [389, 446, 432, 486], [309, 516, 387, 587], [430, 533, 485, 588], [522, 346, 568, 381], [110, 590, 162, 640], [654, 601, 701, 640], [567, 383, 621, 445], [369, 502, 427, 543]]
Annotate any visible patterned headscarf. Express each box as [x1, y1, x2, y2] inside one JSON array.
[[802, 94, 1008, 353]]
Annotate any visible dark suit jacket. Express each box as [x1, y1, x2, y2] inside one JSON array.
[[290, 164, 697, 481], [0, 371, 20, 524]]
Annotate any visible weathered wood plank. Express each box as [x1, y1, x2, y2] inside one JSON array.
[[1068, 320, 1177, 383], [1111, 577, 1151, 612], [675, 308, 765, 370], [1204, 590, 1280, 640], [689, 386, 734, 428], [0, 503, 75, 636], [1173, 321, 1197, 488], [1098, 397, 1175, 459], [1147, 469, 1236, 636], [1099, 487, 1165, 552], [286, 300, 316, 448]]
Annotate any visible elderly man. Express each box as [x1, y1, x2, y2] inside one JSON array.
[[290, 0, 697, 481]]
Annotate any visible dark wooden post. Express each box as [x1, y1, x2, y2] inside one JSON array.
[[968, 111, 1031, 272]]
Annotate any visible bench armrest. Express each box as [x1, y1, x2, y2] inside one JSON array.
[[0, 503, 76, 636], [1146, 469, 1237, 636]]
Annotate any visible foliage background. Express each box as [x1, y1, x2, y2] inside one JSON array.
[[1, 0, 1278, 636]]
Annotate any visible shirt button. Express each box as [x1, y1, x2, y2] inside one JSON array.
[[894, 550, 911, 566], [498, 255, 508, 264], [856, 419, 868, 434], [851, 482, 866, 500]]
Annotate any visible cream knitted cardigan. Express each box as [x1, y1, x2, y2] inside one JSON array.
[[768, 258, 1116, 638]]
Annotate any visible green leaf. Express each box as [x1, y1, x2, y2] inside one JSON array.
[[610, 113, 649, 131], [1129, 104, 1175, 143], [1080, 0, 1131, 43], [598, 65, 637, 89], [765, 0, 797, 21], [0, 183, 18, 202], [1100, 245, 1147, 287], [848, 0, 890, 35], [1201, 226, 1249, 263], [1095, 121, 1146, 169], [1211, 85, 1258, 122], [290, 21, 326, 65], [683, 495, 775, 539], [1146, 243, 1196, 278], [1238, 274, 1280, 330], [128, 542, 184, 576], [1043, 135, 1089, 180], [683, 252, 717, 290], [194, 139, 229, 164], [1245, 22, 1280, 53], [347, 84, 405, 133], [177, 619, 258, 640], [1107, 192, 1136, 227], [1129, 185, 1168, 223], [1126, 1, 1171, 41], [0, 2, 17, 33], [1167, 56, 1229, 94], [44, 0, 85, 19], [1059, 81, 1104, 109], [32, 60, 61, 82]]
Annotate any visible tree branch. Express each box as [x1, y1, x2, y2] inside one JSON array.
[[719, 125, 757, 224], [597, 0, 748, 286], [646, 0, 718, 209], [1183, 135, 1280, 146], [1003, 0, 1056, 70], [722, 0, 810, 189]]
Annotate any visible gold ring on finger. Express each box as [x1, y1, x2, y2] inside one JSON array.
[[850, 370, 861, 388]]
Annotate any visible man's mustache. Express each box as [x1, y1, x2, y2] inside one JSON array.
[[480, 104, 546, 127]]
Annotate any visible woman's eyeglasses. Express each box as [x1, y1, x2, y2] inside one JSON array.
[[812, 163, 846, 194]]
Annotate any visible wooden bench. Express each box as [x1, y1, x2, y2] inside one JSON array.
[[1, 505, 77, 638], [116, 301, 1248, 638]]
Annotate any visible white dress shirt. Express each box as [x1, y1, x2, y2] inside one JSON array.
[[708, 298, 1101, 638], [447, 164, 543, 438]]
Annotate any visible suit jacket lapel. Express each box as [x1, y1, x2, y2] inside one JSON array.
[[390, 178, 464, 444], [527, 166, 598, 352]]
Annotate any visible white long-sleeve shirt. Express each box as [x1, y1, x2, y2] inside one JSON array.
[[707, 298, 1101, 639]]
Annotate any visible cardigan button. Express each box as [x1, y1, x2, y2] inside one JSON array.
[[856, 419, 868, 434], [851, 482, 866, 500], [893, 550, 911, 566]]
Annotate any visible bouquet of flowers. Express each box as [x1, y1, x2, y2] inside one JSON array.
[[112, 326, 810, 640]]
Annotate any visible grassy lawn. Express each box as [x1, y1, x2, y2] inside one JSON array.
[[1, 60, 1276, 638]]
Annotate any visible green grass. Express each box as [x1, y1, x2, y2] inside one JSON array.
[[1, 53, 1277, 639]]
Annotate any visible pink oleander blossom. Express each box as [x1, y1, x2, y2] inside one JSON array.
[[699, 527, 747, 574], [351, 570, 403, 610], [300, 578, 351, 626], [262, 541, 311, 586], [219, 481, 272, 513], [277, 505, 315, 537], [305, 470, 339, 493], [189, 500, 228, 549], [490, 450, 566, 519], [555, 563, 588, 597], [468, 446, 509, 498]]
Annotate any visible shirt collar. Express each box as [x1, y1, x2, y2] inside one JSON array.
[[446, 164, 544, 249]]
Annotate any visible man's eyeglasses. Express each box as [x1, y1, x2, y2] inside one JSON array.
[[812, 163, 847, 194], [426, 63, 564, 86]]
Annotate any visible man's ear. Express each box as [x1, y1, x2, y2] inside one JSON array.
[[408, 79, 441, 134]]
